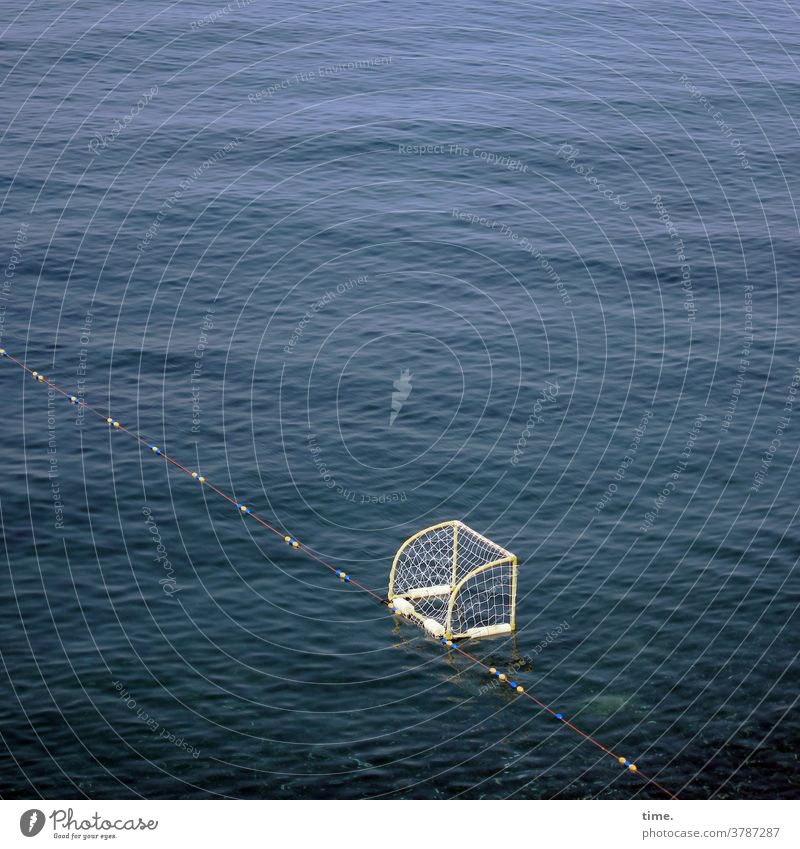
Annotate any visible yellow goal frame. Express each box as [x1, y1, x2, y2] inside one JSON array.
[[388, 520, 518, 639]]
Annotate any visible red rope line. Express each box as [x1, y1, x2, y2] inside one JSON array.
[[1, 350, 677, 800], [451, 643, 678, 799]]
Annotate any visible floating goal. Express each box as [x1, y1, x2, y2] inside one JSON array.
[[388, 520, 518, 639]]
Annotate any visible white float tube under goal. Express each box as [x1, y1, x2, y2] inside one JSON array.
[[390, 596, 511, 639], [387, 520, 518, 640]]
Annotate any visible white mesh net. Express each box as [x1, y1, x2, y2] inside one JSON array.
[[389, 521, 517, 638], [448, 562, 514, 636]]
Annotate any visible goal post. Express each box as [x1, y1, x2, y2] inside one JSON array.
[[388, 520, 518, 639]]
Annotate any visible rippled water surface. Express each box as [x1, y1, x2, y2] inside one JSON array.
[[0, 1, 798, 799]]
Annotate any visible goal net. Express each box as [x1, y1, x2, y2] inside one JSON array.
[[388, 520, 517, 639]]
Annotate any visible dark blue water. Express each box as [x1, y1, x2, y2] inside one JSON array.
[[1, 1, 798, 799]]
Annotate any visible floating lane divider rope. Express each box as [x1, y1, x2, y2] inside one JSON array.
[[0, 348, 676, 800]]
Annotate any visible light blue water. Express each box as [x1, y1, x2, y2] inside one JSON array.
[[0, 0, 798, 799]]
